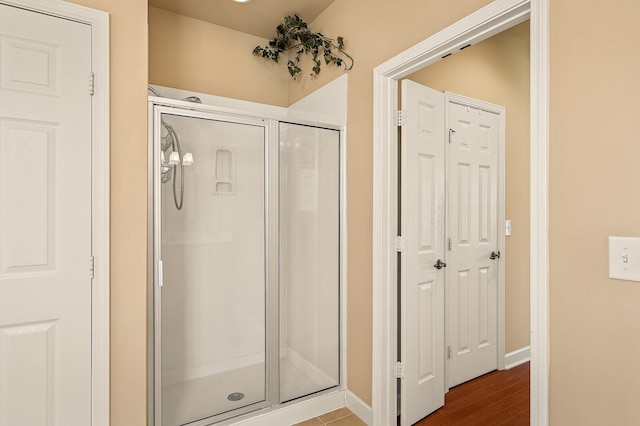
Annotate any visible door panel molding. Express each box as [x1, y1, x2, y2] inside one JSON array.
[[372, 0, 549, 424], [444, 92, 505, 388], [0, 1, 110, 425], [399, 80, 446, 425]]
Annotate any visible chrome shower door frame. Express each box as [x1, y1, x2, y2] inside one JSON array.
[[150, 103, 276, 426], [148, 97, 345, 426]]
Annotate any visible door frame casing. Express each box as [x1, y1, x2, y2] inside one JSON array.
[[443, 92, 506, 388], [372, 0, 548, 424], [0, 1, 111, 425]]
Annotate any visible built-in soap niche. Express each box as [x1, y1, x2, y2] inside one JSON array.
[[212, 146, 236, 195]]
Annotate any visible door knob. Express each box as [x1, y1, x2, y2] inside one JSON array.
[[490, 251, 501, 260], [434, 259, 447, 270]]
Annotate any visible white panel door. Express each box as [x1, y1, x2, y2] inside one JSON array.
[[0, 4, 92, 425], [400, 80, 446, 426], [446, 98, 501, 388]]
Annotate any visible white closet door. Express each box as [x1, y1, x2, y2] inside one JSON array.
[[400, 79, 446, 426], [446, 98, 500, 388], [0, 4, 93, 425]]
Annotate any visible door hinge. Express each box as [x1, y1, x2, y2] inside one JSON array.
[[448, 128, 456, 144], [448, 237, 452, 251], [447, 345, 452, 360], [89, 72, 95, 96], [396, 236, 405, 252], [157, 260, 164, 288], [395, 361, 405, 379], [89, 256, 95, 279], [395, 110, 405, 126]]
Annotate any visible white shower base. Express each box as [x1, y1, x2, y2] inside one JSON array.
[[279, 349, 338, 403], [162, 353, 337, 426]]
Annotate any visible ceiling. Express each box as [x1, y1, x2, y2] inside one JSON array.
[[148, 0, 336, 39]]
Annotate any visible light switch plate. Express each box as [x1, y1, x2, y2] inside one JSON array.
[[608, 236, 640, 282], [505, 220, 512, 237]]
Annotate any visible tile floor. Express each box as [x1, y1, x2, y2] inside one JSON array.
[[293, 407, 366, 426]]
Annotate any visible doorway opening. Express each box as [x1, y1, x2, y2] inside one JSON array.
[[372, 0, 549, 424], [397, 19, 529, 424]]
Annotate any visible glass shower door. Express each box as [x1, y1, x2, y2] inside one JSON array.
[[156, 111, 268, 425], [278, 122, 341, 402]]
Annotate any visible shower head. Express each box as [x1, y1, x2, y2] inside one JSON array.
[[148, 86, 202, 104], [148, 86, 162, 97], [161, 122, 176, 152], [181, 96, 202, 103]]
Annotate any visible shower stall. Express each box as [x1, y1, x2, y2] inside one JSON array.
[[149, 95, 342, 425]]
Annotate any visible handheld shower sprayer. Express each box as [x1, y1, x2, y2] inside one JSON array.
[[150, 86, 200, 210]]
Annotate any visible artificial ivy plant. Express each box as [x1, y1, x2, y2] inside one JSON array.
[[253, 15, 353, 80]]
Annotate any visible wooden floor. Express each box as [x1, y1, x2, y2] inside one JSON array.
[[411, 362, 530, 425]]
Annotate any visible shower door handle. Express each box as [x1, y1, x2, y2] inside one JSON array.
[[157, 260, 164, 287]]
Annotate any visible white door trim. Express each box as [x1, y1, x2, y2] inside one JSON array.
[[372, 0, 548, 425], [0, 1, 110, 425]]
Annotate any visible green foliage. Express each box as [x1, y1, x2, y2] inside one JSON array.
[[253, 15, 354, 80]]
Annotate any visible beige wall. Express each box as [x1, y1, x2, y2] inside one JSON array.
[[51, 0, 640, 422], [66, 0, 148, 424], [550, 0, 640, 423], [149, 7, 289, 107], [406, 21, 530, 353]]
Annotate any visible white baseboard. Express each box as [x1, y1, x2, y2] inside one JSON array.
[[346, 390, 373, 425], [504, 346, 531, 369], [228, 389, 345, 426]]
